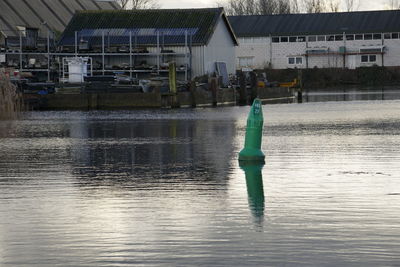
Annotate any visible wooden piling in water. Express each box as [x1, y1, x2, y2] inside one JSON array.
[[0, 71, 22, 120]]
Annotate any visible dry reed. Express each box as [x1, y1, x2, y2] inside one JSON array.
[[0, 71, 22, 120]]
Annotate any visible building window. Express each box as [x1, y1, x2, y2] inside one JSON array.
[[317, 35, 325, 41], [355, 34, 363, 40], [272, 37, 280, 43], [361, 55, 368, 62], [373, 33, 382, 40], [239, 37, 254, 44], [289, 36, 297, 42], [361, 55, 377, 63], [239, 57, 254, 67], [253, 37, 265, 43], [281, 36, 288, 42], [364, 34, 373, 40], [298, 36, 306, 42], [369, 55, 377, 62], [308, 36, 317, 42], [288, 57, 303, 65], [384, 33, 391, 39], [335, 35, 343, 41], [327, 35, 335, 41], [346, 35, 354, 40], [392, 33, 399, 39]]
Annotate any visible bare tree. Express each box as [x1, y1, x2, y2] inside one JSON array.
[[116, 0, 159, 9], [116, 0, 129, 9], [327, 0, 340, 12], [387, 0, 399, 9], [224, 0, 292, 15], [291, 0, 300, 13], [259, 0, 277, 15], [276, 0, 291, 13], [303, 0, 326, 13], [344, 0, 359, 11], [224, 0, 259, 15]]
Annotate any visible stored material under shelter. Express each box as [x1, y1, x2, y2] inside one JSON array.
[[229, 10, 400, 70], [58, 8, 238, 79]]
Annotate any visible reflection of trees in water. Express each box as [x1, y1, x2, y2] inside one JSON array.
[[69, 119, 237, 189]]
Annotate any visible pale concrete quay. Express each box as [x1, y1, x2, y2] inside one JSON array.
[[26, 87, 297, 110]]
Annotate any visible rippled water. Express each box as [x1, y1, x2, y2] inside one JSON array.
[[1, 99, 400, 266]]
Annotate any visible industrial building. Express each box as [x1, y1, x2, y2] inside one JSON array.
[[57, 8, 238, 80], [229, 10, 400, 70]]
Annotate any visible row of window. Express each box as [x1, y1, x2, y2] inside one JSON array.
[[238, 37, 269, 44], [361, 55, 377, 63], [238, 54, 378, 67], [265, 32, 400, 43], [287, 55, 377, 65]]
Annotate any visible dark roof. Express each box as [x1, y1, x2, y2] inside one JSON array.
[[0, 0, 119, 37], [58, 8, 238, 46], [228, 10, 400, 37]]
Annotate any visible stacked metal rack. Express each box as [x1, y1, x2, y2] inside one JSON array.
[[1, 29, 193, 82]]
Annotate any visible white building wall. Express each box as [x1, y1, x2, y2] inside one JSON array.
[[204, 17, 236, 76], [235, 37, 270, 69], [235, 33, 400, 70], [307, 38, 344, 68], [383, 38, 400, 67], [271, 40, 307, 69]]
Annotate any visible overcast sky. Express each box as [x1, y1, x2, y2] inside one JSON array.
[[158, 0, 392, 11]]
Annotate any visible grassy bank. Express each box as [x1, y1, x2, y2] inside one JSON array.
[[260, 66, 400, 88], [0, 72, 22, 120]]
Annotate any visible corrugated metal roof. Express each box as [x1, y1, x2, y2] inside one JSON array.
[[58, 8, 238, 46], [0, 0, 119, 37], [228, 10, 400, 37]]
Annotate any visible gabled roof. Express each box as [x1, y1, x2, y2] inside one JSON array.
[[228, 10, 400, 37], [58, 8, 238, 46], [0, 0, 119, 37]]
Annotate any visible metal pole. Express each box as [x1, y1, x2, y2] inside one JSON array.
[[62, 57, 65, 81], [343, 31, 346, 69], [185, 30, 188, 82], [102, 30, 105, 75], [75, 31, 78, 57], [47, 30, 50, 81], [129, 31, 132, 80], [189, 32, 192, 81], [19, 31, 22, 72], [157, 31, 160, 74]]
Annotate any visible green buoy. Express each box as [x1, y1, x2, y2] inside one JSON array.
[[238, 98, 265, 163]]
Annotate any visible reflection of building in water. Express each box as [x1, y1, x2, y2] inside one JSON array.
[[67, 117, 237, 189], [302, 87, 400, 103]]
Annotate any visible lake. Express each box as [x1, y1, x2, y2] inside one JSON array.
[[1, 95, 400, 266]]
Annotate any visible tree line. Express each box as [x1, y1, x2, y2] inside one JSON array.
[[116, 0, 399, 15], [219, 0, 359, 15]]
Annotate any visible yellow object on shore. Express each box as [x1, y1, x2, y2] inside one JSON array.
[[280, 78, 298, 88]]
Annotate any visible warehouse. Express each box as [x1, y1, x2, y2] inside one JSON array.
[[229, 10, 400, 70], [57, 8, 238, 80]]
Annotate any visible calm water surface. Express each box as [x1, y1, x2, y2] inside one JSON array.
[[1, 99, 400, 266]]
